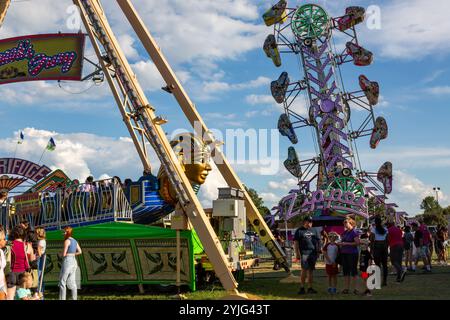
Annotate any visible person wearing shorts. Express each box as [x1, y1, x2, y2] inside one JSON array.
[[6, 226, 30, 300], [412, 223, 431, 273], [403, 226, 414, 271], [294, 216, 321, 295]]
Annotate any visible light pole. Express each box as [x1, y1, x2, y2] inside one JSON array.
[[433, 187, 441, 205]]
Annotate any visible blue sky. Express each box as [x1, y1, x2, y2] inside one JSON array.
[[0, 0, 449, 216]]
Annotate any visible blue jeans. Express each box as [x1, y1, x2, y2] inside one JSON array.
[[37, 255, 46, 295], [59, 256, 78, 300]]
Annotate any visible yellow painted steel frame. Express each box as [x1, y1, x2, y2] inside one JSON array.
[[72, 0, 240, 294], [0, 0, 10, 27], [116, 0, 289, 272]]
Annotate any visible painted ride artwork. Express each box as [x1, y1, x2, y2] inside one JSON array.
[[263, 34, 282, 67], [263, 0, 287, 27], [271, 72, 290, 104]]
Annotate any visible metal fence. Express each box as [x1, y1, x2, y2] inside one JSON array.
[[244, 238, 276, 260], [4, 178, 133, 231]]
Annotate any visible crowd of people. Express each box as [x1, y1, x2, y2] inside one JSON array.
[[0, 221, 82, 300], [293, 215, 449, 296]]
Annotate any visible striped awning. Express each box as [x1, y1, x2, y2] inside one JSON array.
[[0, 175, 26, 192]]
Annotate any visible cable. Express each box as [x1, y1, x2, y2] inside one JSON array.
[[57, 79, 101, 95]]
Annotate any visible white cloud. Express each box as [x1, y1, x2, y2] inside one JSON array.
[[131, 60, 165, 92], [425, 86, 450, 95], [0, 128, 155, 181], [127, 0, 266, 65], [117, 34, 140, 61], [0, 81, 111, 111], [423, 70, 446, 84], [358, 146, 450, 170], [246, 94, 274, 106], [197, 162, 227, 207], [197, 76, 271, 101], [363, 0, 450, 60], [245, 93, 309, 117], [390, 170, 449, 215], [260, 192, 281, 203]]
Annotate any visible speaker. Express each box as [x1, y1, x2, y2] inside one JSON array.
[[342, 168, 352, 177]]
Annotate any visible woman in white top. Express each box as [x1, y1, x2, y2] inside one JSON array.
[[35, 227, 46, 299], [0, 227, 7, 300], [370, 216, 389, 286]]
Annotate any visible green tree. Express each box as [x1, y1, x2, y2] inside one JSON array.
[[244, 186, 270, 216], [419, 196, 448, 227], [443, 206, 450, 216], [420, 196, 441, 213], [367, 196, 386, 218]]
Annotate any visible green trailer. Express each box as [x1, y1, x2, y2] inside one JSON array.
[[44, 222, 204, 291]]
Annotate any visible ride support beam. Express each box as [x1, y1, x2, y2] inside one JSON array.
[[116, 0, 289, 272], [0, 0, 11, 27], [73, 0, 240, 294]]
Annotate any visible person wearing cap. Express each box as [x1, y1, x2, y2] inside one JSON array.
[[294, 216, 321, 295]]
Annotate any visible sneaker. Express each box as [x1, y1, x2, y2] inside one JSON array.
[[327, 288, 332, 294], [298, 287, 306, 295], [332, 288, 337, 295], [353, 289, 360, 295], [341, 289, 350, 294], [400, 271, 407, 282], [307, 288, 318, 294], [364, 289, 372, 297]]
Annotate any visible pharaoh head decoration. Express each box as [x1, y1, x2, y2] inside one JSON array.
[[169, 133, 212, 185], [158, 133, 212, 205]]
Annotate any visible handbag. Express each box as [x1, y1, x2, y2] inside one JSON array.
[[31, 269, 39, 288], [23, 244, 39, 288], [29, 259, 38, 270]]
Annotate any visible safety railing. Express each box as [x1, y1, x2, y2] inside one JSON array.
[[6, 178, 133, 231], [244, 237, 274, 260]]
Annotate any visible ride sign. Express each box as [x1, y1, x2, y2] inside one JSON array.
[[0, 158, 51, 182], [0, 33, 85, 84], [300, 189, 368, 218], [13, 192, 40, 216]]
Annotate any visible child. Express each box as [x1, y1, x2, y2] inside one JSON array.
[[359, 228, 373, 296], [15, 273, 39, 300], [322, 232, 339, 295]]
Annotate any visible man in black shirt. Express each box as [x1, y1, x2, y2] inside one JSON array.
[[294, 216, 321, 294], [412, 223, 430, 272]]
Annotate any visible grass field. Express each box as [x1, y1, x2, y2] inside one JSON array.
[[43, 261, 450, 300]]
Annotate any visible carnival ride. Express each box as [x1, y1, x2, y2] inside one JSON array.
[[263, 2, 408, 228], [0, 0, 292, 297]]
